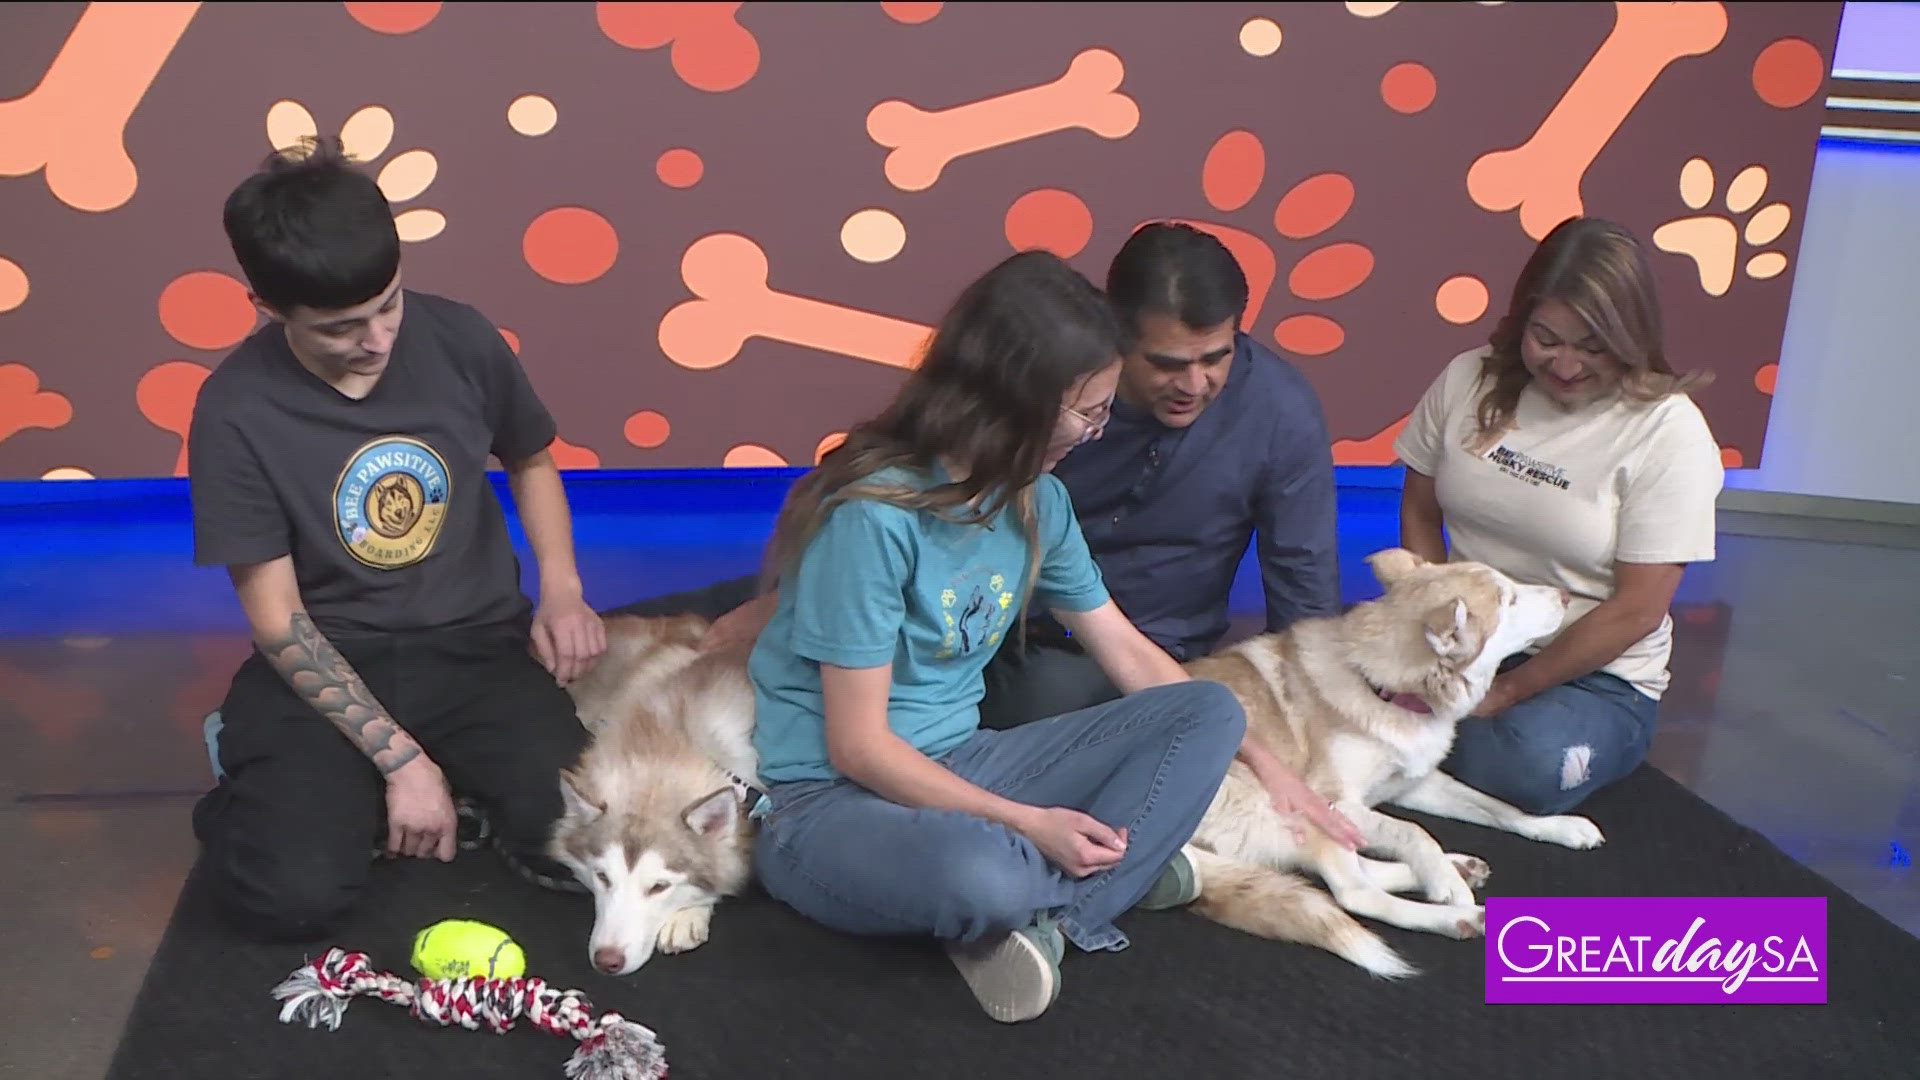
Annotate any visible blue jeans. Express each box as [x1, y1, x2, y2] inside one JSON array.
[[1441, 655, 1660, 816], [753, 681, 1246, 953]]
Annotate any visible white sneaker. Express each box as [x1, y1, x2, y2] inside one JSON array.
[[944, 919, 1064, 1023]]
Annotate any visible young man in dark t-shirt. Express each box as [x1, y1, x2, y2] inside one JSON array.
[[189, 138, 605, 941]]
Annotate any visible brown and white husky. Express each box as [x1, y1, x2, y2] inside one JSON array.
[[1179, 548, 1607, 978], [548, 613, 760, 976]]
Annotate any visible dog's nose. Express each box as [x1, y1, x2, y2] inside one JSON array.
[[593, 947, 625, 973]]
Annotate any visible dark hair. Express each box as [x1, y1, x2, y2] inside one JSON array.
[[1105, 222, 1249, 333], [762, 251, 1129, 614], [221, 135, 400, 315], [1470, 216, 1709, 450]]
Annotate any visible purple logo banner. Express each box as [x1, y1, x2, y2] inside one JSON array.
[[1486, 897, 1826, 1004]]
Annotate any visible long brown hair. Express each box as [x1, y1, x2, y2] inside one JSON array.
[[761, 250, 1129, 618], [1470, 216, 1710, 450]]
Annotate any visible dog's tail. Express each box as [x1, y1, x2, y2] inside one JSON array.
[[1187, 848, 1417, 980]]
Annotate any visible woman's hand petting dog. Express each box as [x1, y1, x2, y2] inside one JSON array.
[[1014, 805, 1129, 877], [1259, 766, 1366, 850]]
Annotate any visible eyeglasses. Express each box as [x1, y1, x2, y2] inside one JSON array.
[[1061, 395, 1114, 446]]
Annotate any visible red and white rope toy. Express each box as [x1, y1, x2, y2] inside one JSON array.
[[270, 946, 668, 1080]]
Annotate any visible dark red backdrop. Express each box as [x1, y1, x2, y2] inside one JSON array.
[[0, 1, 1841, 479]]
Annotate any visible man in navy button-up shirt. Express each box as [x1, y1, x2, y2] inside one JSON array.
[[981, 223, 1342, 727]]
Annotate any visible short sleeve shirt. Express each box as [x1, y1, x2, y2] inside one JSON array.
[[186, 289, 555, 637], [1394, 347, 1723, 699], [749, 468, 1109, 784]]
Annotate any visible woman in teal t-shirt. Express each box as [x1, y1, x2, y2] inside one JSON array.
[[741, 251, 1354, 1024]]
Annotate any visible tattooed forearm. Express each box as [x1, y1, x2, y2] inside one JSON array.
[[258, 611, 422, 776]]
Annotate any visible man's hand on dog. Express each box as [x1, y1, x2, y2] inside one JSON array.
[[532, 587, 607, 685]]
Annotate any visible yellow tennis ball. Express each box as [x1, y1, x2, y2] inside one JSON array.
[[410, 919, 525, 981]]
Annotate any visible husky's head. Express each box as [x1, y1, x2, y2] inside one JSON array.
[[1358, 548, 1568, 705], [547, 767, 753, 976]]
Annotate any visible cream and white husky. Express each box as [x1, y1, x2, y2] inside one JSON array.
[[548, 613, 760, 976], [1180, 548, 1607, 979]]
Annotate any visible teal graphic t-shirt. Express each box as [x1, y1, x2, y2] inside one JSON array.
[[749, 466, 1109, 784]]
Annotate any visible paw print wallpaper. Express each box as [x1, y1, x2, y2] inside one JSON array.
[[0, 1, 1842, 479]]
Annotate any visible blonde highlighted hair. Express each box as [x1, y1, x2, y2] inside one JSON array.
[[1470, 216, 1710, 450]]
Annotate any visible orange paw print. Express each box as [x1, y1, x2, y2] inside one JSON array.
[[267, 101, 444, 241], [1652, 159, 1792, 297], [1161, 130, 1374, 359]]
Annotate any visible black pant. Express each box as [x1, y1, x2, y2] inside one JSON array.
[[193, 618, 587, 942]]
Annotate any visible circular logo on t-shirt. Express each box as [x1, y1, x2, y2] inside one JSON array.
[[333, 436, 450, 568]]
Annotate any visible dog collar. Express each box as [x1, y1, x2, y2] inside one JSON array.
[[724, 768, 761, 803], [725, 768, 774, 824], [728, 768, 773, 822]]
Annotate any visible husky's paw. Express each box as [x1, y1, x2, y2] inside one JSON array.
[[1444, 905, 1486, 940], [1529, 815, 1605, 850], [657, 905, 713, 953], [1424, 872, 1477, 908], [1447, 853, 1491, 889]]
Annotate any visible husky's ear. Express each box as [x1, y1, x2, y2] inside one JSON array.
[[1423, 598, 1472, 661], [1368, 547, 1426, 588], [683, 787, 739, 837], [559, 769, 603, 823]]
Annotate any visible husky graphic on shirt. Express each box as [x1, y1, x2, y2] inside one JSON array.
[[333, 435, 450, 569], [937, 571, 1016, 660]]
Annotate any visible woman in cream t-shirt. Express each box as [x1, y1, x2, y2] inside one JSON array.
[[1394, 216, 1724, 815]]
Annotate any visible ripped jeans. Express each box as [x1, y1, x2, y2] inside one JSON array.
[[1441, 655, 1659, 816]]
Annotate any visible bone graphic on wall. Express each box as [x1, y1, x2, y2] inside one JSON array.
[[1467, 2, 1728, 239], [658, 234, 934, 371], [1332, 414, 1410, 465], [867, 49, 1140, 192], [597, 2, 760, 93], [0, 2, 202, 212]]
